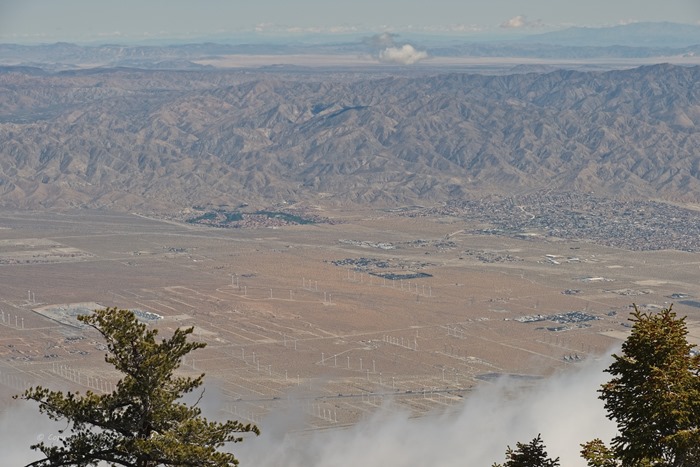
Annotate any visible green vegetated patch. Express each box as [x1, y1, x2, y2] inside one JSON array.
[[186, 211, 219, 223], [186, 208, 326, 228], [254, 210, 314, 225]]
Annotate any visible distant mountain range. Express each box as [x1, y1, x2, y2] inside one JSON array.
[[523, 22, 700, 48], [0, 63, 698, 212], [1, 22, 699, 70]]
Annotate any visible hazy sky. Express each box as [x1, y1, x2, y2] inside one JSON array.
[[1, 0, 699, 43]]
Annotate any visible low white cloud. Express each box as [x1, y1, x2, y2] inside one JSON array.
[[4, 353, 618, 466], [237, 353, 618, 467], [617, 18, 640, 25], [500, 15, 545, 29], [0, 402, 66, 465], [502, 15, 527, 29], [378, 44, 429, 65], [254, 22, 276, 33], [399, 24, 484, 34], [252, 23, 361, 35]]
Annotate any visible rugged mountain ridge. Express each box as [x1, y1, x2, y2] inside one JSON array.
[[0, 64, 698, 211]]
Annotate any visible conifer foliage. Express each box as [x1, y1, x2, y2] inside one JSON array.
[[17, 308, 258, 467], [585, 305, 700, 467], [492, 434, 560, 467], [498, 305, 700, 467]]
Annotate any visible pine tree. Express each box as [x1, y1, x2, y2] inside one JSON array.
[[17, 308, 258, 467], [580, 438, 619, 467], [593, 305, 700, 466], [492, 434, 560, 467]]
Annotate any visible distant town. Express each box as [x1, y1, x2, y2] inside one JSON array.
[[409, 192, 700, 252]]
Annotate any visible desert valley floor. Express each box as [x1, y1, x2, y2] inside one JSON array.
[[1, 208, 700, 429]]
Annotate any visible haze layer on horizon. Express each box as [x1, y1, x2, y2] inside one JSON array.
[[1, 0, 699, 44]]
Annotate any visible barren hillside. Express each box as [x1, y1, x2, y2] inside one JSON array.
[[0, 64, 698, 211]]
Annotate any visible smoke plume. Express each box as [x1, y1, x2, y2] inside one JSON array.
[[378, 45, 429, 65], [364, 33, 429, 65]]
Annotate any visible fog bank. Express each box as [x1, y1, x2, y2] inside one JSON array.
[[2, 353, 618, 466], [237, 353, 617, 467]]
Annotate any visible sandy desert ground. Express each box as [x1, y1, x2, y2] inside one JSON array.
[[1, 208, 699, 430]]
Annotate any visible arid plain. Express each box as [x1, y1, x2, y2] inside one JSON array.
[[2, 208, 700, 429]]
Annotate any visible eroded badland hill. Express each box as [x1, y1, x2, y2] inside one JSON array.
[[1, 63, 698, 211]]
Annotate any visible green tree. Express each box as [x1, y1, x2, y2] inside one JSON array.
[[492, 434, 560, 467], [580, 438, 619, 467], [593, 305, 700, 467], [17, 307, 259, 467]]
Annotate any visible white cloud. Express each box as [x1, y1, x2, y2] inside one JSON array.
[[237, 353, 618, 467], [400, 24, 485, 34], [1, 402, 67, 465], [4, 354, 618, 466], [252, 23, 363, 35], [500, 15, 545, 29], [501, 15, 527, 29], [254, 22, 276, 33], [617, 18, 640, 25]]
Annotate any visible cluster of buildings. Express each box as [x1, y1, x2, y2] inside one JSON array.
[[409, 192, 700, 251]]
